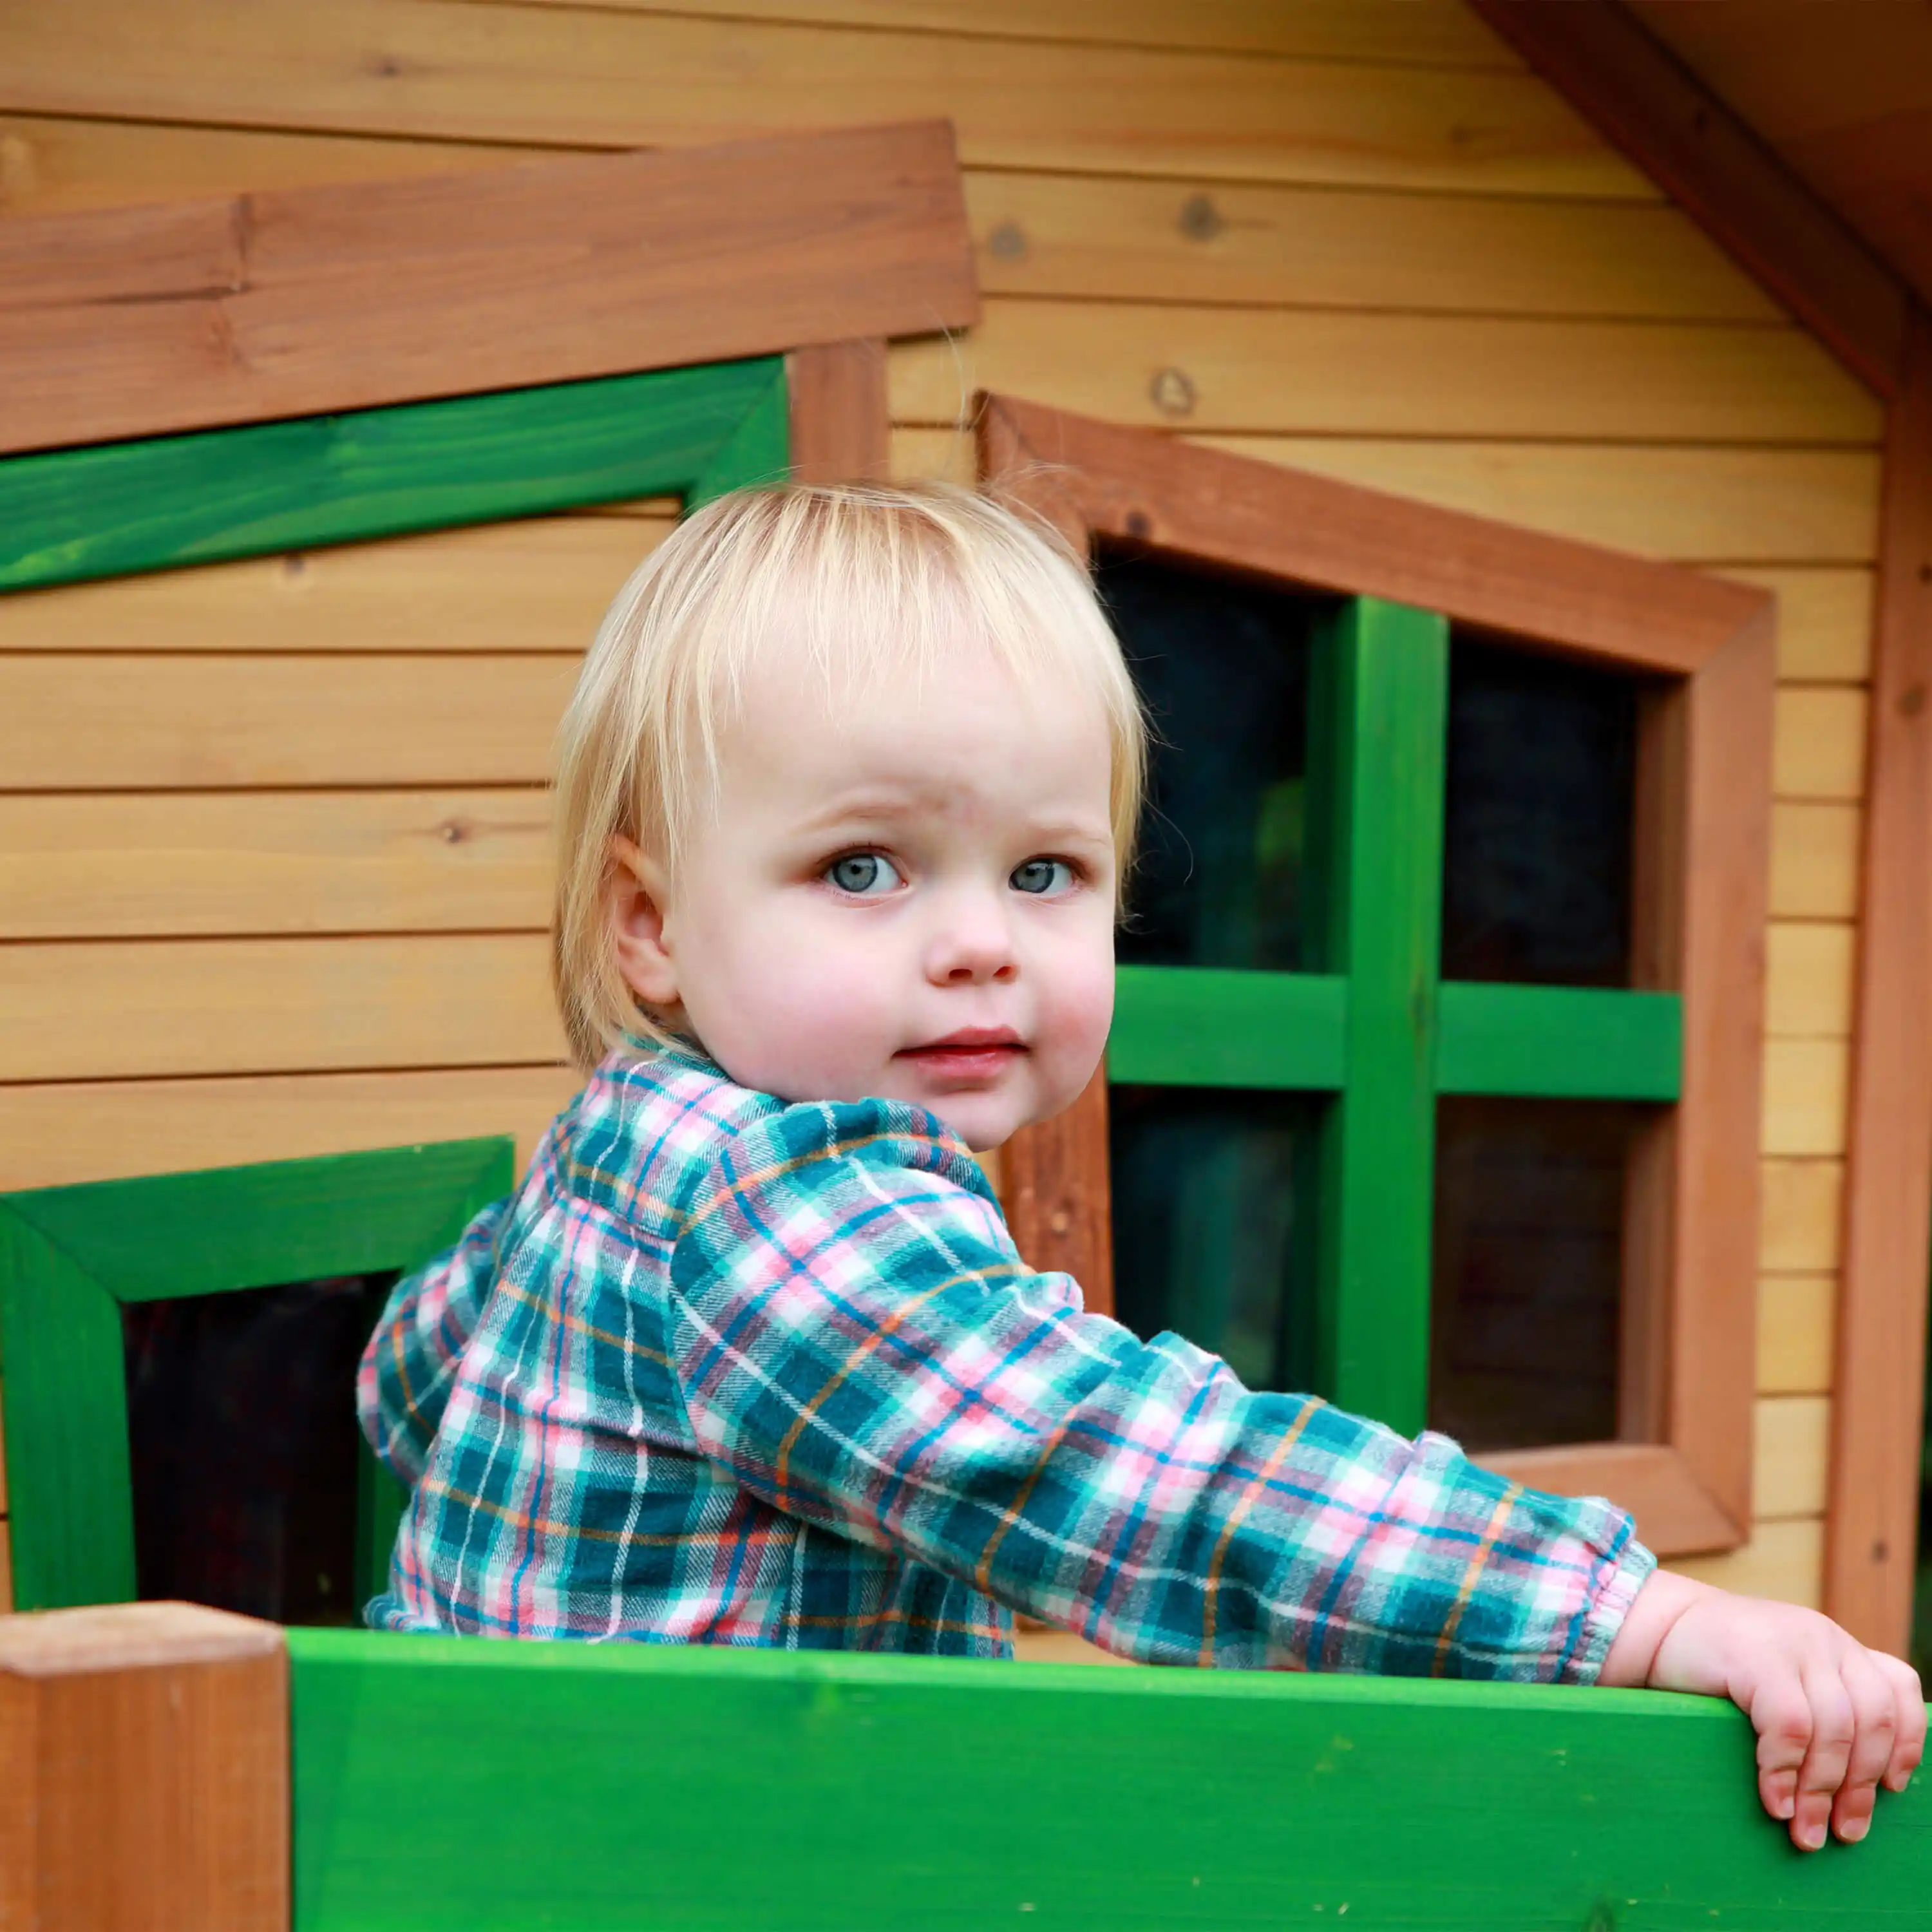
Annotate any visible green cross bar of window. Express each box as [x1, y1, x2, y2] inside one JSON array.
[[1106, 598, 1682, 1435]]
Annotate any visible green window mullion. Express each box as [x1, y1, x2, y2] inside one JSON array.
[[1305, 597, 1448, 1436], [1436, 982, 1682, 1102], [1110, 967, 1349, 1090]]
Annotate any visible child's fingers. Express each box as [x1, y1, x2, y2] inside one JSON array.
[[1880, 1653, 1926, 1792], [1828, 1651, 1899, 1844], [1751, 1671, 1816, 1826], [1789, 1669, 1857, 1852]]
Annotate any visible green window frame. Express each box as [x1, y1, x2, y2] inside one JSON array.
[[0, 1139, 513, 1613], [983, 393, 1772, 1556], [0, 354, 795, 1613], [1103, 594, 1682, 1435]]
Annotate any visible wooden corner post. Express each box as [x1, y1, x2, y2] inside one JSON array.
[[0, 1602, 289, 1931]]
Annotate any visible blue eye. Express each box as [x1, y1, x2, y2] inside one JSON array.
[[1010, 858, 1075, 896], [826, 852, 903, 896]]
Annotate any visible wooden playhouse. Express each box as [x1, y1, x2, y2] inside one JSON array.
[[3, 1, 1932, 1921]]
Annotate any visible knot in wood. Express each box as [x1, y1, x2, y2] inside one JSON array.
[[1150, 366, 1196, 419], [1048, 1208, 1072, 1236], [439, 818, 473, 846], [1178, 194, 1222, 242], [1900, 683, 1927, 719], [986, 221, 1027, 262], [1124, 510, 1153, 540]]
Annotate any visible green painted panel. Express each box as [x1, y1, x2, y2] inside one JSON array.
[[0, 1208, 137, 1608], [1307, 598, 1448, 1435], [1109, 965, 1347, 1089], [0, 358, 786, 592], [288, 1631, 1932, 1929], [690, 355, 791, 504], [1437, 982, 1683, 1101], [5, 1138, 515, 1302], [0, 1138, 514, 1611]]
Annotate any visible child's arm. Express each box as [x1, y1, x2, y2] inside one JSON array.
[[1600, 1569, 1926, 1850], [668, 1099, 1650, 1681], [357, 1191, 514, 1486]]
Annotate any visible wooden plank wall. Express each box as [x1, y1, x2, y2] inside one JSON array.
[[0, 0, 1879, 1620]]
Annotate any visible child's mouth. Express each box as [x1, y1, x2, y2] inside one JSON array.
[[895, 1030, 1027, 1086]]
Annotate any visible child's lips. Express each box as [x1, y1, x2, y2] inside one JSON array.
[[895, 1031, 1027, 1087]]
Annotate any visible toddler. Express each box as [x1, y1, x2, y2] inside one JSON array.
[[361, 482, 1922, 1852]]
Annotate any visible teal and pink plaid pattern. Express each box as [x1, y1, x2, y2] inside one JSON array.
[[359, 1042, 1654, 1675]]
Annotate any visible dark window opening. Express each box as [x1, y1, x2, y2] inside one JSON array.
[[1109, 1084, 1320, 1393], [122, 1272, 395, 1625], [1443, 635, 1641, 989], [1098, 546, 1322, 974], [1429, 1098, 1645, 1452]]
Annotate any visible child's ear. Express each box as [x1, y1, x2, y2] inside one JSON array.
[[607, 835, 681, 1009]]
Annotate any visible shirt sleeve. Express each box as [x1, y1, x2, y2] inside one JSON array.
[[357, 1191, 514, 1489], [665, 1097, 1656, 1681]]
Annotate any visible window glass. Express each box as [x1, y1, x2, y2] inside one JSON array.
[[1099, 547, 1320, 973], [123, 1272, 394, 1624], [1428, 1098, 1647, 1452], [1442, 635, 1640, 988], [1110, 1084, 1320, 1392]]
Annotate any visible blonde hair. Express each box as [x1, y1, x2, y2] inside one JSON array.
[[551, 480, 1148, 1070]]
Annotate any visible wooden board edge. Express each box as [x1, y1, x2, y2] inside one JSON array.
[[1824, 305, 1932, 1653]]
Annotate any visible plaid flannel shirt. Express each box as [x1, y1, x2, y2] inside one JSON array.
[[359, 1041, 1654, 1674]]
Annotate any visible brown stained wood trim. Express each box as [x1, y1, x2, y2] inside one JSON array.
[[1485, 1444, 1739, 1556], [1825, 307, 1932, 1652], [787, 340, 891, 485], [975, 395, 1761, 678], [0, 1602, 288, 1930], [1466, 0, 1908, 401], [999, 1064, 1112, 1318], [979, 392, 1772, 1557], [0, 121, 978, 458]]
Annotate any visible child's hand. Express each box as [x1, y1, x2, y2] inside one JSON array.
[[1601, 1569, 1926, 1849]]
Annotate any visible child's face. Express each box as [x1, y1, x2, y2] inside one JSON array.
[[611, 634, 1118, 1150]]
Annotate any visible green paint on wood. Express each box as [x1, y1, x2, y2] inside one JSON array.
[[0, 358, 787, 592], [1307, 598, 1448, 1435], [286, 1631, 1932, 1930], [0, 1211, 137, 1608], [1110, 966, 1348, 1089], [1437, 982, 1683, 1101], [0, 1138, 515, 1612]]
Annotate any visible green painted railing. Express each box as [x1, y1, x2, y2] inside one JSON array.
[[288, 1631, 1931, 1929]]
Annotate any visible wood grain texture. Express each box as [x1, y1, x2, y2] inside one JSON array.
[[1728, 569, 1875, 681], [898, 428, 1885, 572], [787, 340, 890, 484], [1774, 687, 1870, 800], [0, 933, 564, 1081], [1765, 920, 1855, 1039], [0, 120, 977, 454], [1761, 1039, 1852, 1158], [978, 394, 1772, 675], [284, 1627, 1932, 1926], [895, 301, 1880, 443], [0, 515, 668, 656], [0, 654, 577, 790], [0, 0, 1651, 199], [0, 789, 551, 939], [1827, 308, 1932, 1651], [963, 168, 1775, 319], [997, 1066, 1112, 1318], [0, 1602, 287, 1932], [1770, 802, 1862, 919], [1756, 1394, 1831, 1520], [1677, 1515, 1824, 1608], [0, 1065, 577, 1192], [448, 0, 1524, 66], [1467, 0, 1909, 397], [1761, 1157, 1844, 1274], [1758, 1273, 1835, 1397]]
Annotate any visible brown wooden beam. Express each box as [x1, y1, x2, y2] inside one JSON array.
[[0, 1600, 288, 1930], [1467, 0, 1909, 399], [0, 120, 978, 457], [787, 339, 891, 486], [1826, 305, 1932, 1651]]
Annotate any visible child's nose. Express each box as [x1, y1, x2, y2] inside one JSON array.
[[925, 897, 1018, 985]]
